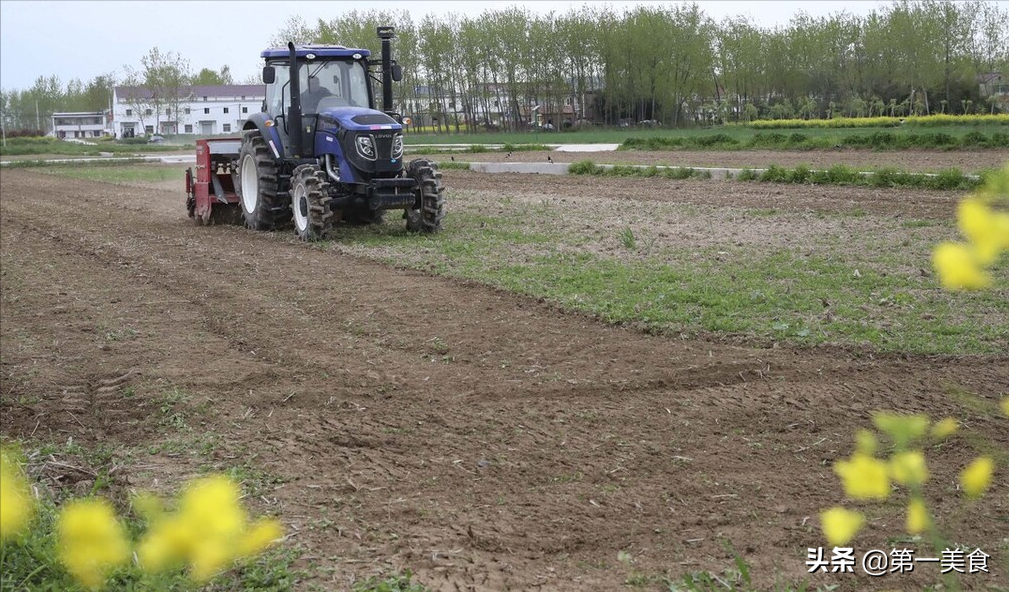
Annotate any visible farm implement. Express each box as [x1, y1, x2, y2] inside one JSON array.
[[185, 26, 444, 238]]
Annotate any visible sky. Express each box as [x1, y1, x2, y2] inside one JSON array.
[[0, 0, 894, 91]]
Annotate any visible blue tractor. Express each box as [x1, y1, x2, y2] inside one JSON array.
[[236, 26, 443, 239]]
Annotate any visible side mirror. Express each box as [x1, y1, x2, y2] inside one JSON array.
[[391, 64, 403, 82], [262, 66, 276, 84]]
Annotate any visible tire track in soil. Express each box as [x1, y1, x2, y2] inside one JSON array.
[[2, 170, 1007, 591]]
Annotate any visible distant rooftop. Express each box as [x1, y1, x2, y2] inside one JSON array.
[[114, 84, 264, 101]]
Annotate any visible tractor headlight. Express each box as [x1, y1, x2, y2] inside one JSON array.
[[355, 135, 376, 160], [392, 133, 403, 158]]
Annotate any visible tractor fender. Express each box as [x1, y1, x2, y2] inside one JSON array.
[[243, 113, 285, 161]]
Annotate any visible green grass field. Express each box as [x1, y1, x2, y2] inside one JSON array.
[[0, 138, 191, 157], [327, 192, 1007, 356], [36, 163, 183, 184]]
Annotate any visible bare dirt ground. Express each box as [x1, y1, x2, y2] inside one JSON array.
[[445, 148, 1009, 173], [445, 170, 969, 218], [1, 169, 1006, 591]]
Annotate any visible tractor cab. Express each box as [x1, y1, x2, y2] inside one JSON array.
[[259, 45, 405, 179]]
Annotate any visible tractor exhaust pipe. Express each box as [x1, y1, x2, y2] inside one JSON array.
[[378, 26, 395, 113], [288, 42, 303, 158]]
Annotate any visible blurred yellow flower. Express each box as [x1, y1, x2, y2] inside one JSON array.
[[872, 412, 930, 448], [932, 242, 990, 290], [961, 457, 994, 499], [906, 497, 930, 535], [138, 474, 284, 582], [131, 491, 164, 522], [930, 418, 958, 439], [890, 451, 929, 487], [976, 163, 1009, 201], [138, 514, 195, 572], [834, 454, 890, 500], [821, 507, 864, 546], [957, 198, 1003, 264], [1000, 397, 1009, 418], [854, 429, 877, 456], [238, 518, 284, 557], [0, 452, 35, 542], [57, 499, 130, 590]]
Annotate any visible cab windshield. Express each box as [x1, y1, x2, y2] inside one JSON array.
[[266, 59, 371, 116]]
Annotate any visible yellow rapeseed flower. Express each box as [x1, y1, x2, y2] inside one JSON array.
[[957, 198, 1003, 264], [834, 454, 891, 500], [820, 507, 864, 546], [138, 474, 284, 583], [930, 417, 958, 439], [890, 451, 929, 487], [1000, 397, 1009, 418], [975, 162, 1009, 201], [961, 456, 994, 499], [131, 491, 164, 522], [138, 515, 195, 572], [854, 429, 877, 456], [872, 412, 930, 448], [57, 499, 130, 590], [994, 210, 1009, 250], [238, 518, 284, 557], [906, 497, 930, 535], [932, 242, 990, 290], [0, 452, 35, 542]]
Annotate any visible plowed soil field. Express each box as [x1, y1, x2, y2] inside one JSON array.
[[1, 168, 1006, 591]]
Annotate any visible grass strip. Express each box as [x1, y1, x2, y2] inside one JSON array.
[[569, 160, 984, 191], [2, 158, 151, 169], [621, 129, 1009, 151], [746, 114, 1009, 129], [332, 202, 1008, 355], [433, 161, 472, 171], [568, 160, 711, 179]]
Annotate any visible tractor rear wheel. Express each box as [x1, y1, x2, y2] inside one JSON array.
[[405, 159, 445, 233], [290, 164, 334, 241], [237, 129, 285, 230]]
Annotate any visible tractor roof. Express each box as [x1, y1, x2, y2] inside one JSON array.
[[261, 45, 371, 59]]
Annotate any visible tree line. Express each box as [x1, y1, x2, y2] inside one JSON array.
[[271, 0, 1009, 131], [0, 47, 240, 135], [2, 0, 1007, 135]]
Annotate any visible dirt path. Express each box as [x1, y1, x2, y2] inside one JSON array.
[[444, 148, 1009, 173], [1, 170, 1006, 591]]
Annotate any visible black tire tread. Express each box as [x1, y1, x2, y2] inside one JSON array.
[[291, 164, 334, 241], [406, 158, 445, 233], [237, 129, 286, 230]]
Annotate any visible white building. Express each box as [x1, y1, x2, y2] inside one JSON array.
[[52, 111, 111, 139], [112, 84, 265, 137]]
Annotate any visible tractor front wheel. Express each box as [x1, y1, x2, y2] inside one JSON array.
[[237, 129, 285, 230], [290, 164, 334, 241], [405, 159, 445, 233]]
